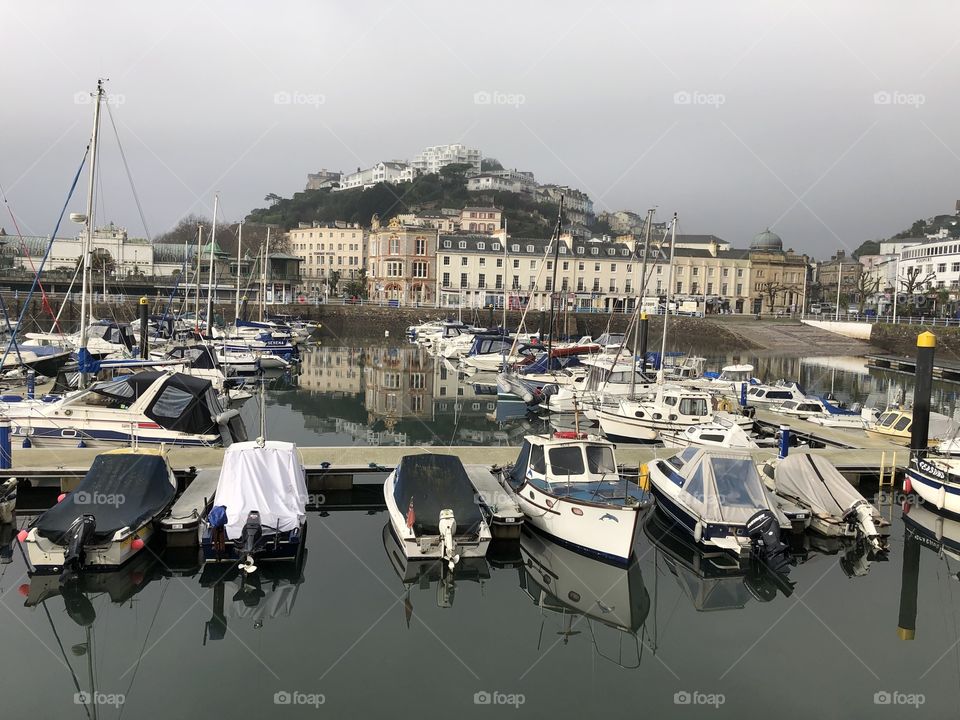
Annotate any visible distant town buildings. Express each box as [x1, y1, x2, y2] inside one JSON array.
[[288, 221, 367, 297], [366, 216, 437, 304], [411, 144, 482, 175], [305, 169, 341, 191], [337, 161, 417, 191]]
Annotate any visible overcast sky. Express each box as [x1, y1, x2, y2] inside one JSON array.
[[1, 0, 957, 258]]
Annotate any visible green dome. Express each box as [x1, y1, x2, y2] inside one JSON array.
[[751, 228, 782, 251]]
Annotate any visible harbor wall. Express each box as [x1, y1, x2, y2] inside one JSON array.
[[870, 322, 960, 357], [801, 319, 874, 340]]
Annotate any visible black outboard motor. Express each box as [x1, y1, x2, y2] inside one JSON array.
[[238, 511, 263, 574], [60, 514, 97, 585], [745, 509, 791, 574]]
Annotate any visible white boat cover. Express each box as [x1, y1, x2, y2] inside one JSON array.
[[772, 453, 868, 516], [213, 441, 308, 540], [670, 448, 774, 524]]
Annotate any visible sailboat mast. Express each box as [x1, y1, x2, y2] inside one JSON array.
[[194, 224, 203, 333], [78, 79, 105, 388], [631, 208, 655, 396], [206, 193, 219, 335], [235, 219, 244, 321], [658, 214, 677, 381], [260, 227, 270, 322], [545, 196, 564, 367]]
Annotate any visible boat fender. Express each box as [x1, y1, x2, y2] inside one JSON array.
[[208, 505, 228, 529], [21, 437, 30, 449], [57, 493, 66, 503], [638, 464, 650, 491], [693, 521, 703, 543], [16, 529, 27, 543], [903, 475, 912, 494], [938, 485, 946, 510], [131, 538, 145, 551], [17, 583, 28, 597]]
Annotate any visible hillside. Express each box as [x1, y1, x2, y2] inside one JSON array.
[[247, 169, 604, 238]]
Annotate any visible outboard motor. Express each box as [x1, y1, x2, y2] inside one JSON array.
[[438, 509, 459, 572], [238, 510, 263, 574], [843, 500, 886, 554], [60, 514, 97, 584], [745, 509, 791, 574]]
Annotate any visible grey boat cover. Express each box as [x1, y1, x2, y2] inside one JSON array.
[[34, 453, 175, 543], [772, 453, 869, 517], [668, 448, 774, 524], [393, 454, 484, 536]]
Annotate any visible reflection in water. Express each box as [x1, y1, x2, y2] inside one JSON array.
[[261, 347, 960, 448], [643, 509, 792, 612], [381, 522, 490, 614], [518, 529, 650, 668]]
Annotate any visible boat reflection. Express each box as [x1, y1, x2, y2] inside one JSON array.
[[381, 522, 490, 613], [644, 508, 793, 611], [199, 551, 307, 640], [517, 529, 650, 668]]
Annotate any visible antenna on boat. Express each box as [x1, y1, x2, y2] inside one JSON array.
[[256, 368, 266, 446], [544, 196, 564, 436], [657, 214, 678, 385]]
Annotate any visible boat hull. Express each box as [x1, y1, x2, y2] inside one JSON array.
[[26, 524, 155, 572]]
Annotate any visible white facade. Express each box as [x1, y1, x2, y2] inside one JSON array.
[[10, 224, 155, 275], [289, 222, 367, 295], [898, 238, 960, 293], [337, 162, 416, 191], [411, 144, 482, 175]]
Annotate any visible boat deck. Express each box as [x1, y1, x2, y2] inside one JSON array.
[[160, 467, 219, 533], [463, 464, 524, 525], [753, 408, 903, 451]]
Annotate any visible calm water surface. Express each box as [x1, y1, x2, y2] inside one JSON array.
[[4, 344, 960, 718]]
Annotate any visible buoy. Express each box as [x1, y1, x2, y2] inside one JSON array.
[[18, 583, 29, 597], [903, 475, 912, 494], [57, 493, 66, 503], [131, 538, 145, 551], [17, 529, 28, 543]]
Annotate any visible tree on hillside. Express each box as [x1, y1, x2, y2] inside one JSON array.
[[852, 240, 880, 259], [343, 268, 368, 299], [264, 193, 282, 206], [481, 158, 504, 172], [894, 219, 928, 239]]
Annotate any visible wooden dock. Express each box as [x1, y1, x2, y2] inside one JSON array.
[[865, 353, 960, 383]]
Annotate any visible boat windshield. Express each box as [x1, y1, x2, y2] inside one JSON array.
[[549, 446, 584, 477], [712, 457, 768, 522], [586, 445, 616, 474]]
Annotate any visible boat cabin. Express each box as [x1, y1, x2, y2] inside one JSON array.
[[509, 435, 619, 488], [747, 384, 803, 403]]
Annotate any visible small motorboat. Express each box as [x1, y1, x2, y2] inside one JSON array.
[[497, 433, 649, 565], [21, 448, 177, 579], [202, 440, 309, 572], [384, 454, 492, 570], [761, 453, 889, 552], [746, 381, 805, 406], [659, 419, 760, 449], [866, 407, 958, 447], [905, 454, 960, 516], [645, 447, 792, 572]]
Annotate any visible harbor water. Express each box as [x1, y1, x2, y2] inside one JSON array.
[[4, 344, 960, 718]]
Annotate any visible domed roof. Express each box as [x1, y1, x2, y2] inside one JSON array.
[[751, 228, 782, 251]]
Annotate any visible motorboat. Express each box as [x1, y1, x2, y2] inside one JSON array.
[[598, 384, 753, 444], [760, 453, 889, 551], [746, 381, 806, 406], [26, 319, 138, 360], [0, 343, 73, 377], [645, 447, 793, 571], [866, 407, 958, 447], [905, 455, 960, 516], [497, 433, 648, 564], [544, 357, 654, 413], [659, 419, 760, 449], [202, 440, 309, 572], [691, 363, 756, 395], [3, 370, 246, 447], [381, 522, 489, 610], [517, 529, 649, 667], [384, 454, 492, 570], [770, 396, 862, 425], [21, 448, 177, 579]]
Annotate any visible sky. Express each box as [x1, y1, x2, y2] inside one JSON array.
[[1, 0, 958, 259]]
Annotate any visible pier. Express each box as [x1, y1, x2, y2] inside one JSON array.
[[865, 353, 960, 383]]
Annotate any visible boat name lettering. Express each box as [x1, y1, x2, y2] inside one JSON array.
[[918, 460, 946, 480]]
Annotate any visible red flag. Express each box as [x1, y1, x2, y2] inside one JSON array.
[[406, 497, 416, 529]]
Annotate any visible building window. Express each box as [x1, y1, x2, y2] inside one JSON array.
[[577, 247, 585, 254], [461, 257, 468, 266], [526, 245, 534, 253], [460, 273, 468, 288], [938, 263, 947, 273], [415, 238, 426, 255], [610, 264, 616, 272], [477, 242, 485, 251], [442, 272, 450, 287], [389, 237, 399, 255], [530, 260, 537, 269], [459, 241, 467, 249], [443, 240, 451, 249], [492, 243, 500, 251], [495, 275, 503, 289], [386, 261, 403, 277], [594, 263, 600, 272], [478, 274, 486, 288], [736, 284, 742, 295], [443, 256, 450, 266], [412, 262, 428, 278], [496, 258, 503, 267], [676, 281, 683, 294], [737, 269, 744, 277], [479, 258, 486, 266], [512, 244, 520, 252], [513, 259, 519, 269], [512, 276, 520, 289]]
